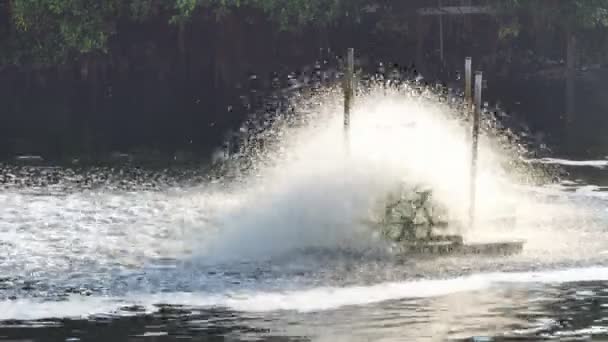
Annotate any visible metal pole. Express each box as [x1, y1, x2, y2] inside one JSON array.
[[469, 71, 482, 229], [344, 48, 354, 146], [464, 57, 472, 106]]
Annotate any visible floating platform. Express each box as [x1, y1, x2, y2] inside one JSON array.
[[393, 235, 525, 257], [364, 219, 525, 257]]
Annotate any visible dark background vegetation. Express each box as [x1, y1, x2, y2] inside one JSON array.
[[2, 0, 608, 163]]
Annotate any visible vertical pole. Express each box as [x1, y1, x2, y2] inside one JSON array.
[[469, 71, 482, 229], [416, 15, 424, 71], [565, 31, 577, 152], [464, 57, 472, 107], [344, 48, 354, 149], [439, 0, 444, 66]]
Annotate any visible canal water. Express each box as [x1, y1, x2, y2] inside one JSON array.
[[2, 86, 608, 341]]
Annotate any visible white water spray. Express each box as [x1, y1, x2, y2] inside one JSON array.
[[3, 81, 608, 324], [199, 83, 587, 263]]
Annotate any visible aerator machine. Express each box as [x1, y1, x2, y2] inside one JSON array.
[[368, 184, 524, 256]]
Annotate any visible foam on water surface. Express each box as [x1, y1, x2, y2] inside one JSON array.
[[3, 266, 608, 321], [530, 158, 608, 169], [2, 83, 608, 330]]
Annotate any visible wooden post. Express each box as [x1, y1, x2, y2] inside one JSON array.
[[439, 0, 444, 66], [344, 48, 354, 144], [416, 16, 424, 74], [565, 30, 577, 151], [469, 71, 482, 229], [464, 57, 472, 106]]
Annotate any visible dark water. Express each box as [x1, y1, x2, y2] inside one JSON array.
[[2, 161, 608, 342], [2, 281, 608, 341]]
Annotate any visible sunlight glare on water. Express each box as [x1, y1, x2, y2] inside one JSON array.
[[1, 82, 608, 342]]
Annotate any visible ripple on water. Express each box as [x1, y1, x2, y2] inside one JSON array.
[[2, 158, 608, 340]]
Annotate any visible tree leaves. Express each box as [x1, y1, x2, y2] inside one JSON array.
[[3, 0, 369, 65], [493, 0, 608, 32], [7, 0, 121, 64], [5, 0, 608, 67]]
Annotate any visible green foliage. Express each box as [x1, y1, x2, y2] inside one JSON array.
[[11, 0, 119, 60], [172, 0, 365, 29], [2, 0, 365, 65], [172, 0, 200, 23], [7, 0, 608, 67], [489, 0, 608, 67], [243, 0, 363, 30], [493, 0, 608, 32]]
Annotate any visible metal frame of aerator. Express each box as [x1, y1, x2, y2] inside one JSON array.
[[342, 49, 483, 233]]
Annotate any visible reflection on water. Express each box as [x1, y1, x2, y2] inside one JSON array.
[[1, 281, 608, 341], [1, 156, 608, 341]]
